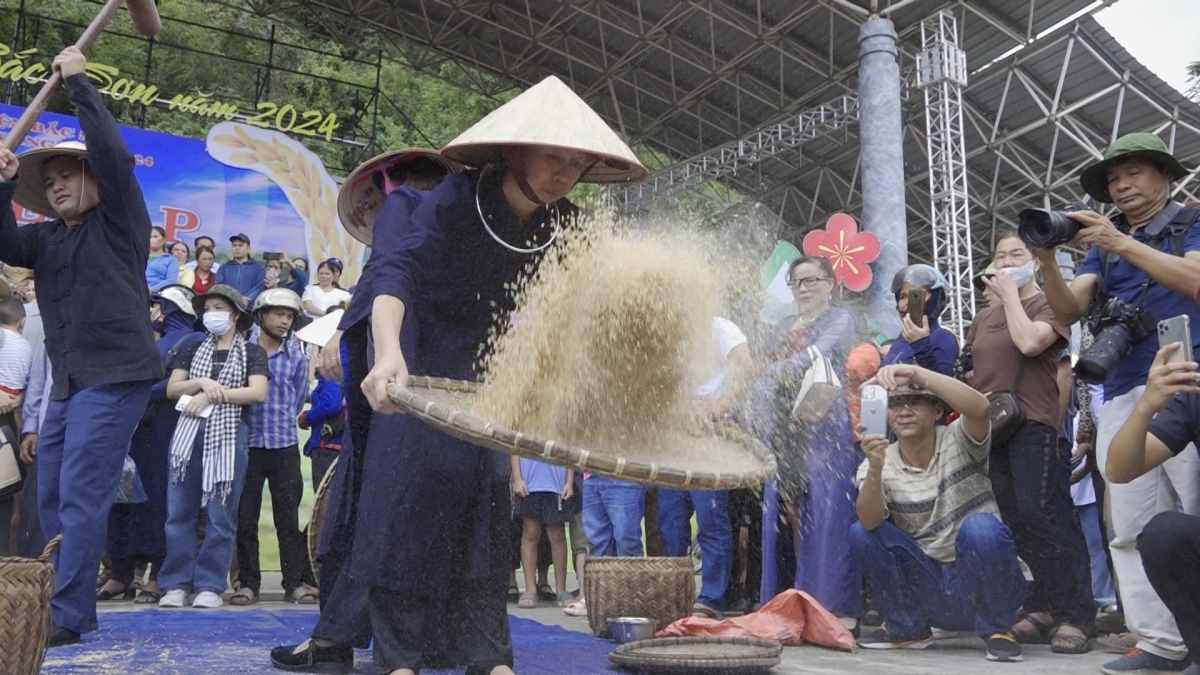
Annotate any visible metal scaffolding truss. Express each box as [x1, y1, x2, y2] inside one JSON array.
[[918, 10, 974, 335], [204, 0, 1200, 280]]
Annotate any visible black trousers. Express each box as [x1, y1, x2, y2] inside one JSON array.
[[989, 420, 1094, 628], [111, 556, 164, 586], [368, 573, 512, 674], [235, 446, 315, 594], [310, 447, 338, 494], [1140, 511, 1200, 657], [311, 320, 373, 645], [0, 492, 14, 556]]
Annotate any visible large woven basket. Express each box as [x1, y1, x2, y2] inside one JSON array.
[[610, 636, 783, 673], [0, 535, 61, 675], [307, 455, 338, 579], [585, 556, 695, 638], [388, 378, 775, 490]]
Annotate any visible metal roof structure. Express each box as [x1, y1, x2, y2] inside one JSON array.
[[224, 0, 1200, 265]]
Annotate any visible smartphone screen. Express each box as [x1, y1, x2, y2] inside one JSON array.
[[1158, 315, 1193, 365]]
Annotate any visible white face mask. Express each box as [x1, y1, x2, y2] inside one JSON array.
[[998, 260, 1035, 288], [203, 311, 235, 336]]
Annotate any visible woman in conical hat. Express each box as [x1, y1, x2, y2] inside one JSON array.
[[286, 76, 644, 675]]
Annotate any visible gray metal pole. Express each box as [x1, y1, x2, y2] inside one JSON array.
[[858, 17, 907, 337]]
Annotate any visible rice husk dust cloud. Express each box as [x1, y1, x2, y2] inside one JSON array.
[[473, 212, 761, 475]]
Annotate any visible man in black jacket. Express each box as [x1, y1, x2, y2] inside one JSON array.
[[0, 46, 162, 647]]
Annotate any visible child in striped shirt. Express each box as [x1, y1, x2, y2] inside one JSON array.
[[0, 296, 32, 397]]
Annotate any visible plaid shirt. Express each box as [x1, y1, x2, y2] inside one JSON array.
[[247, 328, 309, 449]]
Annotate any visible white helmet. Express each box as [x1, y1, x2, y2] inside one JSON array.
[[252, 288, 303, 320], [153, 284, 196, 317]]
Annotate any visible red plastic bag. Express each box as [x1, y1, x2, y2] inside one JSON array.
[[655, 589, 856, 651]]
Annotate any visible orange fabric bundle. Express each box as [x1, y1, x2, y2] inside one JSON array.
[[655, 589, 856, 651]]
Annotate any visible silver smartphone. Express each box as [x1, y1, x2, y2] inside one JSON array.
[[1158, 314, 1193, 365], [860, 384, 889, 437]]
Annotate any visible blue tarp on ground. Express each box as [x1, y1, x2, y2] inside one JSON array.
[[42, 609, 616, 674]]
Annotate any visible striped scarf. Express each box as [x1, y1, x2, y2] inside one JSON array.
[[169, 333, 247, 506]]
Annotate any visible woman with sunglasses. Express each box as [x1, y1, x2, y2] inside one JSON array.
[[745, 254, 863, 630]]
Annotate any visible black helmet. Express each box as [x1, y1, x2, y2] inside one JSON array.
[[891, 264, 950, 318]]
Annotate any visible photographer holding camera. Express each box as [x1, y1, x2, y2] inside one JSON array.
[[1032, 133, 1200, 674]]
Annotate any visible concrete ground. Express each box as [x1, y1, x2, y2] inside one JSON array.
[[96, 571, 1117, 674]]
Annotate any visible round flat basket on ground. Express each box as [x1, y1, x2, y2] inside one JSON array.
[[609, 636, 783, 674], [307, 455, 338, 578], [388, 377, 775, 490]]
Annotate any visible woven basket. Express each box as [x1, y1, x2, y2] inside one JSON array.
[[388, 378, 775, 490], [610, 636, 783, 673], [0, 535, 61, 675], [584, 556, 695, 638], [307, 455, 338, 579]]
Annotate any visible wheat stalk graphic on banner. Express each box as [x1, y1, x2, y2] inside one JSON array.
[[206, 122, 365, 285]]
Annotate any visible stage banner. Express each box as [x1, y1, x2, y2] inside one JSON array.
[[0, 104, 365, 285]]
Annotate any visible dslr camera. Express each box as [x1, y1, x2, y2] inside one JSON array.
[[1075, 297, 1157, 385], [1018, 202, 1089, 249]]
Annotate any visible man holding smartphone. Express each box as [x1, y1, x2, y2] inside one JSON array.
[[1035, 134, 1200, 674], [1107, 343, 1200, 675], [853, 363, 1027, 662]]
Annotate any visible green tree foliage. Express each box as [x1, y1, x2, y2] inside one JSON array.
[[0, 0, 515, 176]]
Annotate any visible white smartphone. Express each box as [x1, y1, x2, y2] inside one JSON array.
[[1158, 314, 1193, 365], [175, 394, 215, 419], [860, 384, 889, 437]]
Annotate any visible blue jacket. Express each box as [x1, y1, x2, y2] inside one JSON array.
[[145, 253, 180, 292], [0, 74, 162, 400], [881, 322, 959, 377], [299, 374, 344, 456], [216, 258, 266, 301]]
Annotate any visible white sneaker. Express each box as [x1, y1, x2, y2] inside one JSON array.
[[158, 589, 188, 608], [192, 591, 223, 608]]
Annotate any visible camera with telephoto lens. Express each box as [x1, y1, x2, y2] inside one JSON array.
[[1017, 202, 1089, 249], [1075, 298, 1158, 385]]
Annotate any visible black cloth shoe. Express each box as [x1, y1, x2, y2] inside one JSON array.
[[986, 632, 1024, 662], [48, 625, 81, 648], [270, 640, 353, 674]]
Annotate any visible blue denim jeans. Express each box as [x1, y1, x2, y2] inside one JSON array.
[[658, 488, 731, 609], [850, 513, 1027, 639], [582, 476, 645, 557], [38, 381, 153, 634], [1078, 502, 1117, 608], [158, 422, 249, 595]]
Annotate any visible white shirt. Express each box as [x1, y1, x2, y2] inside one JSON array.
[[694, 317, 748, 399], [302, 285, 352, 317], [1071, 383, 1105, 507], [0, 327, 33, 391]]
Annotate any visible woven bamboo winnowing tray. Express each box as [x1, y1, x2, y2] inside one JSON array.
[[610, 636, 783, 673], [307, 454, 338, 578], [389, 377, 775, 490], [585, 556, 695, 639], [0, 535, 61, 675]]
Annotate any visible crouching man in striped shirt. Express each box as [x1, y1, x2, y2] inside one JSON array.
[[852, 363, 1028, 662]]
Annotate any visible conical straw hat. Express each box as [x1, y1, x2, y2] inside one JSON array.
[[441, 75, 648, 184], [337, 149, 462, 245]]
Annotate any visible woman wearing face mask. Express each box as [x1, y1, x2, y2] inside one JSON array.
[[744, 255, 862, 629], [145, 226, 181, 293], [967, 231, 1095, 653], [157, 285, 269, 610]]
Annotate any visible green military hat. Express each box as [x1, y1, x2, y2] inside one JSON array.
[[1080, 133, 1193, 204], [192, 284, 253, 332]]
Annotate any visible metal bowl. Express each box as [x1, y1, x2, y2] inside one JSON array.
[[608, 617, 659, 644]]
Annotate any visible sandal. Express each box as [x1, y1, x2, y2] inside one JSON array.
[[508, 583, 520, 602], [134, 589, 162, 605], [692, 603, 723, 620], [229, 586, 258, 606], [287, 586, 319, 605], [556, 592, 572, 608], [536, 583, 556, 601], [96, 583, 135, 601], [563, 598, 588, 617], [1012, 613, 1053, 644], [517, 591, 538, 609], [1050, 625, 1093, 654]]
